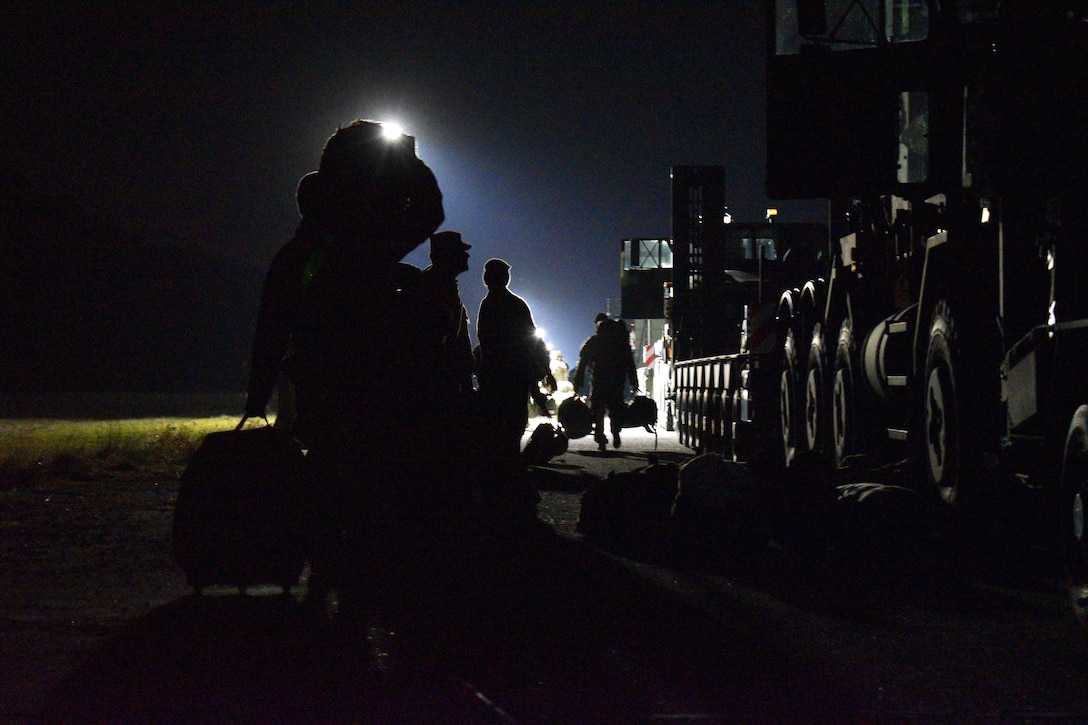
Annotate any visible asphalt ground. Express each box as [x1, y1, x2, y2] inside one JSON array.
[[20, 417, 723, 724], [24, 417, 777, 723], [11, 416, 1088, 722]]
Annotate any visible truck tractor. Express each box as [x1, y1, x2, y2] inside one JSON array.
[[768, 0, 1088, 614]]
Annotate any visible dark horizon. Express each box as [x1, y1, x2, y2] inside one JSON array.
[[1, 3, 826, 388]]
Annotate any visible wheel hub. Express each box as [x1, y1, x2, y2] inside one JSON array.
[[780, 371, 791, 452], [927, 368, 947, 485], [806, 369, 819, 450], [1075, 491, 1085, 544], [833, 369, 846, 460]]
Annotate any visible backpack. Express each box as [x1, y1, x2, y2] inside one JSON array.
[[671, 453, 770, 568]]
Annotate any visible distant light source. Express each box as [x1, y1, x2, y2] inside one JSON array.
[[766, 208, 778, 222], [381, 122, 404, 140]]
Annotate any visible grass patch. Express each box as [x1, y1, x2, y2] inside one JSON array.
[[0, 416, 253, 482]]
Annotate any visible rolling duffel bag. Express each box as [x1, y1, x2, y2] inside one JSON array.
[[172, 417, 310, 593]]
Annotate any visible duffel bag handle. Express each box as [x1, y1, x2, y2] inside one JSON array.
[[235, 414, 271, 431]]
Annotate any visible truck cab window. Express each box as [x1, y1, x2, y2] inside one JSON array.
[[776, 0, 929, 54], [897, 91, 929, 183]]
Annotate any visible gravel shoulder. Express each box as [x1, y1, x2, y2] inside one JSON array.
[[1, 472, 189, 721]]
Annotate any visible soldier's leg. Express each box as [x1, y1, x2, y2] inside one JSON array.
[[589, 395, 608, 449]]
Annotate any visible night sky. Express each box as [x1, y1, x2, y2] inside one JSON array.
[[3, 2, 822, 373]]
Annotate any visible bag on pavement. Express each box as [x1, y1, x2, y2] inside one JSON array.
[[577, 458, 679, 560], [522, 421, 569, 467], [671, 453, 770, 565], [832, 482, 930, 568]]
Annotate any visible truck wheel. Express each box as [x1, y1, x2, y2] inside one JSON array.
[[1061, 406, 1088, 627], [832, 338, 855, 467], [805, 323, 829, 456], [924, 305, 960, 505], [780, 327, 801, 467]]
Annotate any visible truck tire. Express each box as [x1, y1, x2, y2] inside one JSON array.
[[924, 303, 961, 505], [1061, 406, 1088, 628], [780, 327, 802, 467], [832, 333, 856, 467], [832, 318, 880, 468], [805, 322, 830, 457]]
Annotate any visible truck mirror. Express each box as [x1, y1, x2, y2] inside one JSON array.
[[797, 0, 826, 36]]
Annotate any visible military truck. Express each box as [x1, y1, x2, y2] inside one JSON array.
[[767, 1, 1088, 612]]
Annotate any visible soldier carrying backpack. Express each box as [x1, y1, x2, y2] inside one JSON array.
[[572, 313, 639, 451], [244, 119, 446, 613]]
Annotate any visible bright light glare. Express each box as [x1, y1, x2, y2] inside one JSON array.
[[381, 122, 404, 140], [535, 328, 546, 339]]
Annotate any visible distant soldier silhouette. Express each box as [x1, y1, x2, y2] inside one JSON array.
[[476, 258, 551, 459], [550, 350, 569, 384], [573, 313, 638, 450]]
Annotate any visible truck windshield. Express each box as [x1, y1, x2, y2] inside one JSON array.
[[623, 239, 673, 271], [776, 0, 929, 54], [733, 237, 777, 264]]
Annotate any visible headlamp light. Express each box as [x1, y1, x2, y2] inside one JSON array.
[[381, 122, 404, 141]]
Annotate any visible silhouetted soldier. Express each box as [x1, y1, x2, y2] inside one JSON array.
[[244, 170, 325, 430], [476, 258, 550, 458], [247, 119, 445, 615], [409, 230, 488, 502], [573, 313, 638, 451], [417, 231, 475, 396], [289, 121, 444, 456]]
